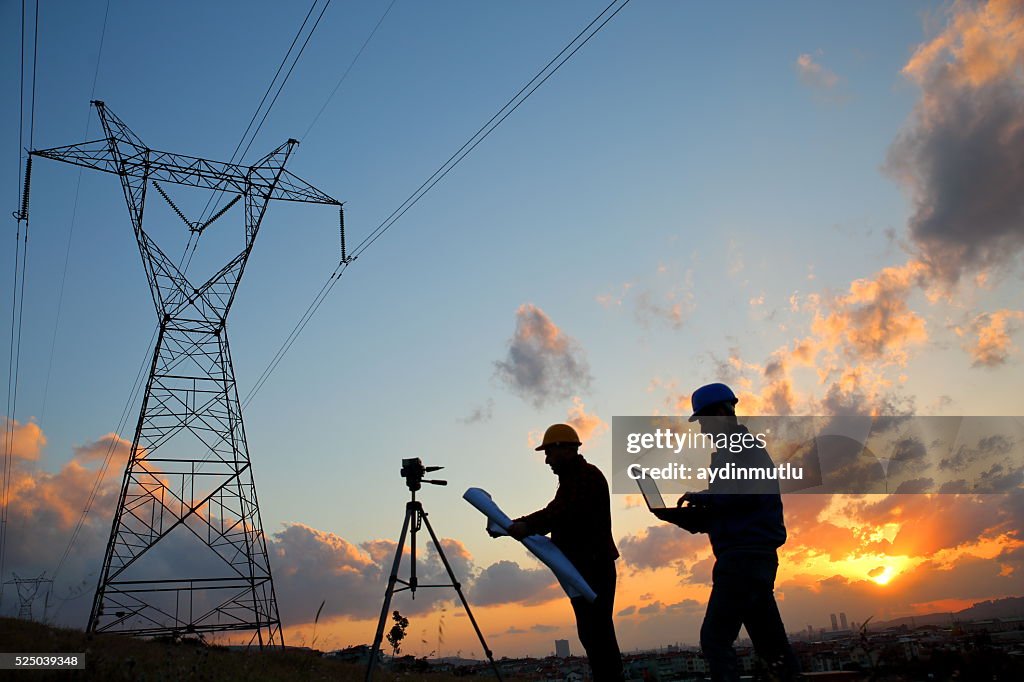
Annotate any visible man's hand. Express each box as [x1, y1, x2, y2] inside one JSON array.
[[506, 521, 531, 540], [651, 508, 681, 523], [677, 491, 710, 507], [652, 506, 708, 534]]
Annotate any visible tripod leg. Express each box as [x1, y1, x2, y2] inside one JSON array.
[[366, 506, 412, 682], [419, 511, 503, 681]]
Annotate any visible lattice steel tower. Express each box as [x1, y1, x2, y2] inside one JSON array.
[[31, 102, 343, 646]]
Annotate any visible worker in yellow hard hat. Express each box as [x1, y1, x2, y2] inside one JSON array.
[[507, 423, 624, 681]]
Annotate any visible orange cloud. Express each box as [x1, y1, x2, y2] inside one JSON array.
[[958, 309, 1024, 367], [6, 424, 586, 651], [666, 259, 938, 419], [3, 429, 135, 532], [811, 260, 929, 366], [903, 0, 1024, 88], [494, 303, 592, 407], [595, 282, 634, 308], [72, 432, 131, 465], [565, 396, 607, 444], [618, 523, 706, 572], [795, 53, 839, 89], [889, 0, 1024, 282], [600, 263, 697, 331], [634, 284, 695, 330], [3, 416, 46, 460]]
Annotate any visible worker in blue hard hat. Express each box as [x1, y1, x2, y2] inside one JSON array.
[[653, 383, 798, 682], [507, 423, 624, 681], [688, 382, 739, 421]]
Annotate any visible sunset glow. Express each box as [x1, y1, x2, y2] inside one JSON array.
[[1, 0, 1022, 661]]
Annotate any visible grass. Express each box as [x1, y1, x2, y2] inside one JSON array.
[[0, 617, 472, 681]]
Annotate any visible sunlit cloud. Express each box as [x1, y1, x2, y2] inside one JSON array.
[[565, 396, 607, 444], [595, 282, 634, 308], [599, 263, 696, 331], [2, 416, 46, 461], [494, 303, 592, 408], [810, 260, 930, 366], [956, 309, 1024, 367], [888, 0, 1024, 283], [796, 52, 840, 90]]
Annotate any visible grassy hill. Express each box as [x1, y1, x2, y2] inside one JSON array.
[[0, 617, 467, 681]]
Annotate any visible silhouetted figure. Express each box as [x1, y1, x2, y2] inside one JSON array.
[[653, 383, 798, 682], [508, 423, 624, 681]]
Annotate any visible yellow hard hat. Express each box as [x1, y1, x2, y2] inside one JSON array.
[[535, 423, 582, 451]]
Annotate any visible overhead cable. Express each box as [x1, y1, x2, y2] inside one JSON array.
[[197, 0, 333, 226], [301, 0, 398, 142], [40, 0, 112, 421], [3, 0, 41, 589], [241, 0, 632, 407]]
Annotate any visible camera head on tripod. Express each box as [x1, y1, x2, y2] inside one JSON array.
[[400, 457, 447, 492]]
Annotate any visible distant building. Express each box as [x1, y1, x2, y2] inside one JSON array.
[[830, 613, 838, 631], [840, 612, 848, 629], [555, 639, 570, 658]]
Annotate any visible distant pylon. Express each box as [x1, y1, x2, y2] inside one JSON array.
[[30, 102, 344, 647], [3, 572, 52, 621]]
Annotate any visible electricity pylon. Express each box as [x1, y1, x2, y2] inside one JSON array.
[[30, 101, 344, 647], [3, 572, 52, 621]]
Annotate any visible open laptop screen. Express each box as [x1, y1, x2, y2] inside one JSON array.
[[637, 476, 667, 509]]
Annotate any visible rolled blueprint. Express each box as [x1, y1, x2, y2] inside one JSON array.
[[463, 487, 597, 602]]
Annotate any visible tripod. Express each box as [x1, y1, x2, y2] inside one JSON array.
[[366, 460, 502, 680]]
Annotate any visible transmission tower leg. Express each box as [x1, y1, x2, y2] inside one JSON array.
[[87, 323, 282, 646]]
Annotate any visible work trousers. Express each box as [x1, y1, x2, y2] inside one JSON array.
[[569, 559, 624, 681], [700, 553, 798, 682]]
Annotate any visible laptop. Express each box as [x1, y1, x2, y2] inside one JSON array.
[[636, 476, 667, 510]]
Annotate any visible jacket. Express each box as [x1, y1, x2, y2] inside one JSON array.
[[516, 454, 620, 567], [696, 425, 787, 558]]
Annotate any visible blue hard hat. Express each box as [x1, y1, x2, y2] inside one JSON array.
[[688, 383, 738, 421]]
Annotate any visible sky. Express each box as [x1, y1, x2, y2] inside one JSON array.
[[2, 0, 1023, 660]]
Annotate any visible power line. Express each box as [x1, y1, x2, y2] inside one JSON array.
[[2, 0, 40, 588], [241, 263, 348, 408], [40, 0, 112, 420], [51, 329, 157, 582], [349, 0, 631, 260], [0, 223, 25, 587], [44, 1, 337, 584], [43, 0, 116, 585], [239, 0, 404, 401], [241, 0, 632, 407], [14, 0, 25, 210], [236, 0, 332, 165], [301, 0, 398, 142], [197, 0, 332, 226], [194, 0, 319, 226], [28, 0, 39, 149]]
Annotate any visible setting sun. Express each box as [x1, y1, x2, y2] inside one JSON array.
[[870, 566, 896, 586]]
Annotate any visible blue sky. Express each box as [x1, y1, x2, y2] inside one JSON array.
[[3, 0, 1024, 656]]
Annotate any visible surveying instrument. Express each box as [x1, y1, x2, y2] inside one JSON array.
[[366, 459, 502, 680]]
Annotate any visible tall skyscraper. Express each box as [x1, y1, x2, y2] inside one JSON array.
[[555, 639, 570, 658], [830, 613, 839, 631], [840, 612, 848, 629]]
